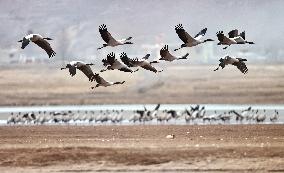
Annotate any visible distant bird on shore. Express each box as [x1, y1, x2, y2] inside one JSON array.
[[256, 110, 266, 123], [101, 52, 138, 73], [216, 29, 255, 49], [214, 55, 248, 74], [270, 110, 279, 122], [174, 24, 214, 51], [120, 52, 163, 73], [18, 34, 56, 58], [158, 45, 189, 62], [97, 24, 133, 50], [61, 61, 96, 81], [91, 73, 125, 89]]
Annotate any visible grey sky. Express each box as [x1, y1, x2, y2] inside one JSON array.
[[0, 0, 283, 63]]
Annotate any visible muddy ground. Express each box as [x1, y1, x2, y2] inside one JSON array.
[[0, 125, 283, 172]]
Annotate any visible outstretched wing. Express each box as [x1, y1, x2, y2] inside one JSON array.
[[33, 38, 56, 58], [106, 52, 116, 65], [160, 45, 172, 58], [232, 60, 248, 74], [216, 31, 225, 42], [239, 31, 245, 40], [76, 62, 96, 81], [120, 52, 134, 67], [20, 37, 30, 49], [228, 29, 239, 38], [216, 31, 231, 43], [194, 28, 207, 40], [99, 24, 116, 43], [175, 24, 195, 43]]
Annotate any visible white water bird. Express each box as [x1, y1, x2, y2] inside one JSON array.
[[158, 45, 189, 62], [91, 73, 125, 89], [174, 24, 214, 51], [18, 34, 56, 58], [216, 29, 254, 49], [101, 52, 138, 73], [97, 24, 133, 50], [256, 110, 266, 123], [61, 61, 95, 81], [214, 55, 248, 74], [120, 52, 163, 73]]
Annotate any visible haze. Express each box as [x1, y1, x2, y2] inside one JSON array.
[[0, 0, 283, 65]]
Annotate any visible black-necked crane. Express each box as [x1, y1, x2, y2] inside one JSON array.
[[97, 24, 133, 50], [101, 52, 138, 73], [61, 61, 96, 81], [18, 34, 56, 58], [184, 108, 193, 123], [91, 73, 125, 89], [256, 110, 266, 123], [174, 24, 214, 51], [213, 55, 248, 74], [270, 110, 279, 122], [120, 52, 163, 73], [129, 111, 142, 124], [241, 107, 252, 118], [159, 45, 189, 62], [216, 29, 254, 49]]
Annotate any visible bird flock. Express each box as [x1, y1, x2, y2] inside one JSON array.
[[18, 24, 254, 90], [6, 105, 279, 125]]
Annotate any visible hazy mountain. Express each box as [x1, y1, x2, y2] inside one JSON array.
[[0, 0, 283, 63]]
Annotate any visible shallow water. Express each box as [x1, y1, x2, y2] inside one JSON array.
[[0, 104, 283, 124]]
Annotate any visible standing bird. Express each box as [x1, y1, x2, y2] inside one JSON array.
[[97, 24, 133, 50], [256, 110, 266, 123], [216, 29, 254, 49], [214, 55, 248, 74], [101, 52, 138, 73], [120, 52, 163, 73], [61, 61, 96, 81], [91, 73, 125, 89], [158, 45, 189, 62], [174, 24, 214, 51], [270, 110, 279, 122], [18, 34, 56, 58]]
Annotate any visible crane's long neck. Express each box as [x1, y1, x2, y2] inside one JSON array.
[[123, 41, 133, 45], [203, 39, 214, 43]]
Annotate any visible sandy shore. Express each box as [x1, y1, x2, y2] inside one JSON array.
[[0, 124, 283, 172], [0, 64, 283, 105]]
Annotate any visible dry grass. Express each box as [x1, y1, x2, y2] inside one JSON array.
[[0, 64, 283, 105], [0, 125, 283, 172]]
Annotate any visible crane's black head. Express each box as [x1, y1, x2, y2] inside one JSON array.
[[19, 37, 30, 49], [204, 39, 214, 42], [124, 41, 133, 44], [181, 44, 187, 48], [65, 64, 72, 69]]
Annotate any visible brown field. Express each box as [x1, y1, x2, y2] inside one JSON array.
[[0, 64, 283, 105], [0, 125, 283, 173]]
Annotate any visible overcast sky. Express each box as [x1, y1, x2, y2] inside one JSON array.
[[0, 0, 283, 62]]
